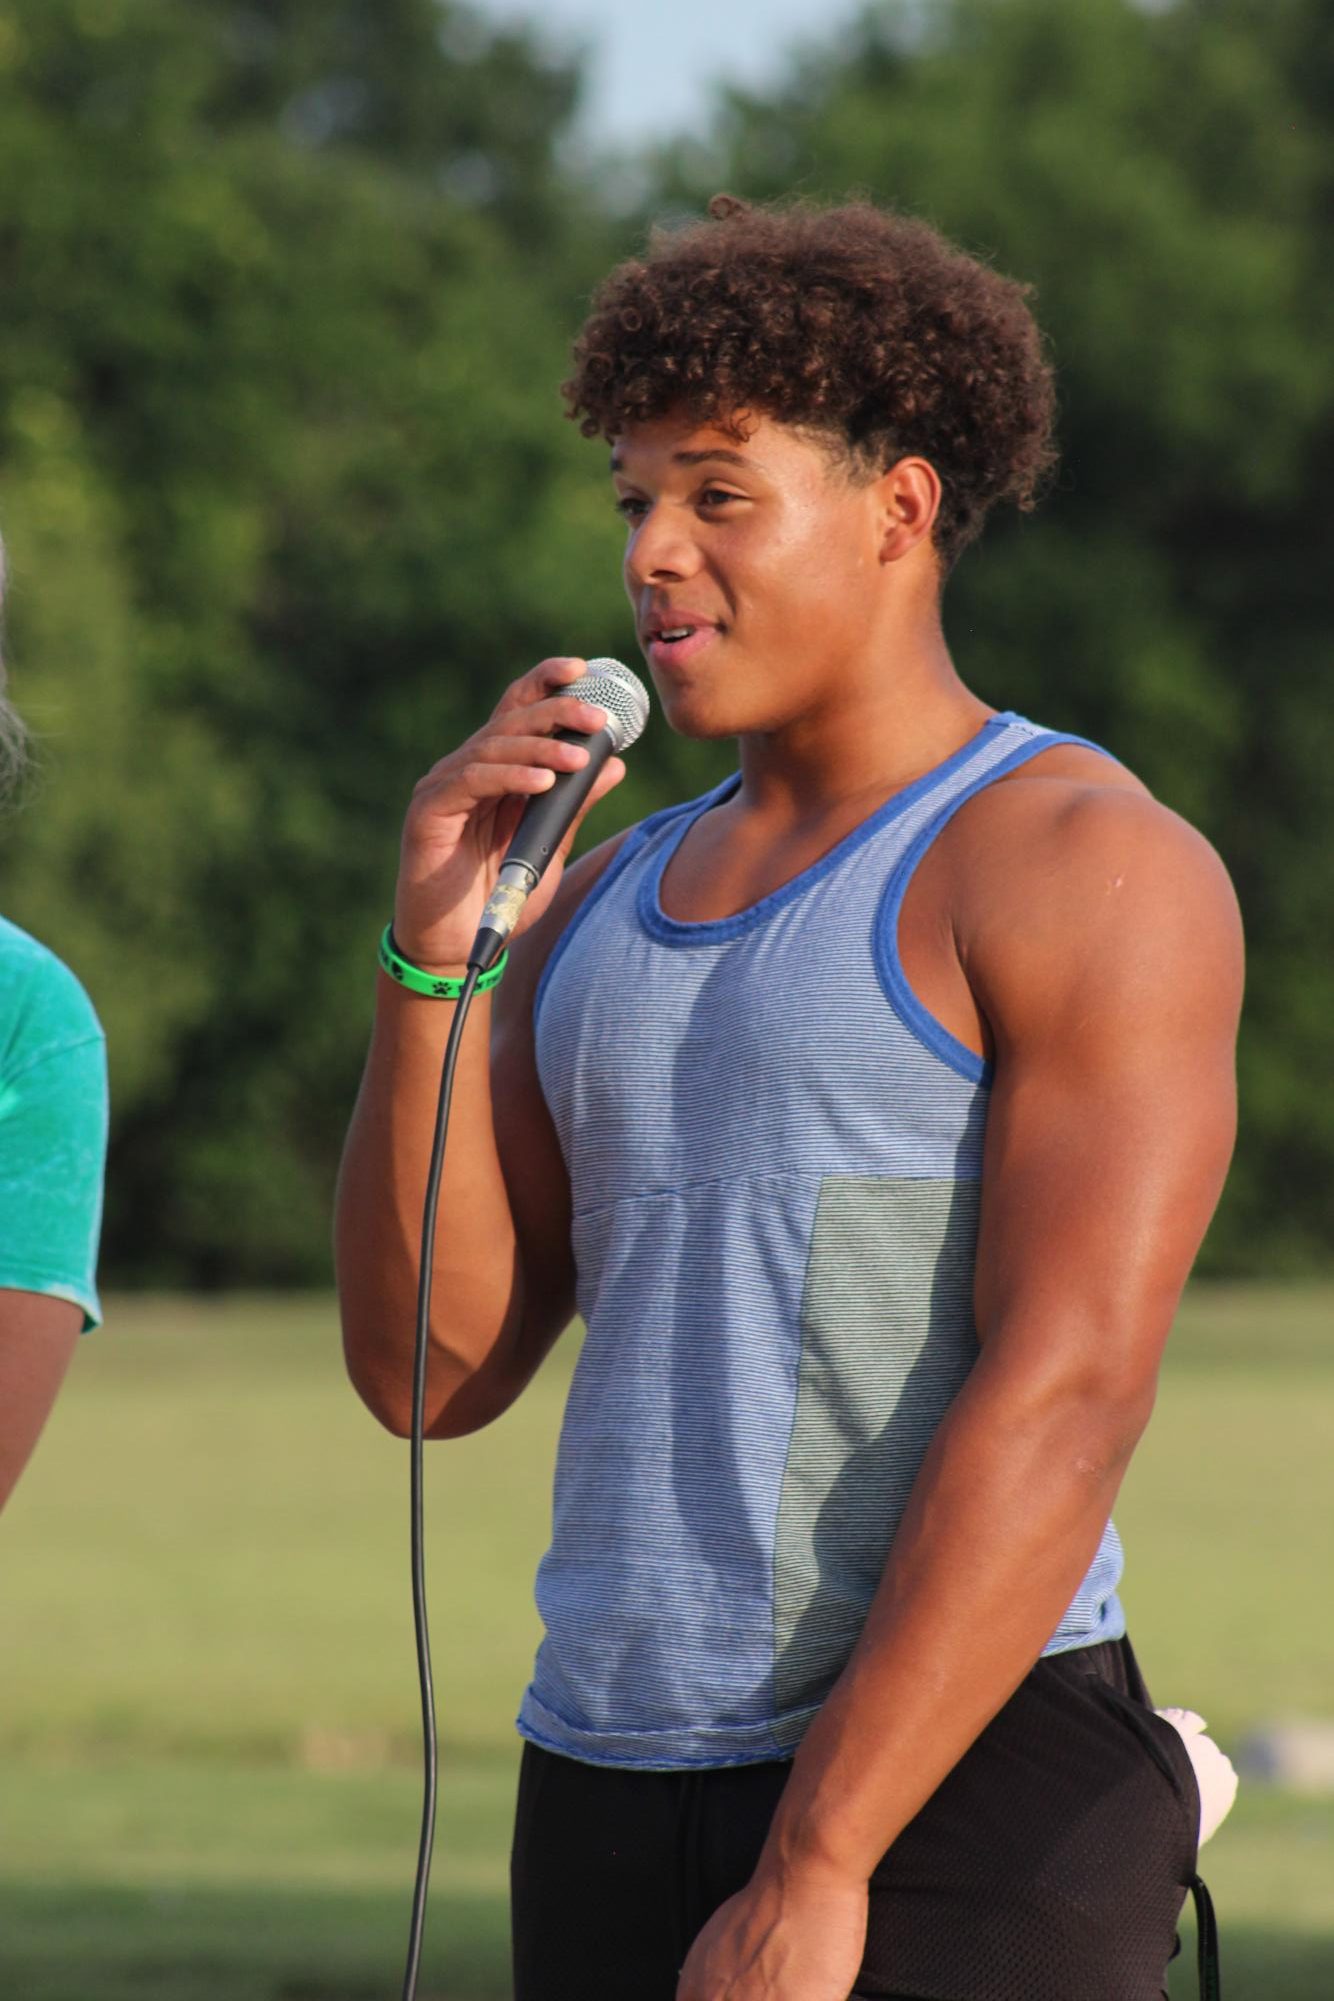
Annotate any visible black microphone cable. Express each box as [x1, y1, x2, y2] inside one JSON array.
[[394, 658, 648, 1999], [401, 961, 481, 2001]]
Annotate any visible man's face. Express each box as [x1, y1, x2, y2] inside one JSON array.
[[611, 409, 894, 739]]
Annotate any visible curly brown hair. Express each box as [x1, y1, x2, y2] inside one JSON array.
[[564, 195, 1056, 567]]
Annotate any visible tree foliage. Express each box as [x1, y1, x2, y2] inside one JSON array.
[[0, 0, 637, 1279], [0, 0, 1329, 1278], [657, 0, 1334, 1270]]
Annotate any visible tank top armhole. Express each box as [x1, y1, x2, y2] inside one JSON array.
[[533, 794, 716, 1033], [872, 731, 1115, 1085]]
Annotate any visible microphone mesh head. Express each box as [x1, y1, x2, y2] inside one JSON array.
[[578, 658, 650, 752]]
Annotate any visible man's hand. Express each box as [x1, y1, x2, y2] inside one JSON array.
[[393, 655, 626, 971], [676, 1864, 868, 2001]]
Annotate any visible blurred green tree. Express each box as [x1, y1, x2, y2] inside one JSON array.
[[0, 0, 646, 1280], [0, 0, 1329, 1279], [655, 0, 1334, 1270]]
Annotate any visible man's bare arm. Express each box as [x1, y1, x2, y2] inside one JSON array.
[[334, 658, 626, 1438], [676, 776, 1244, 2000], [753, 783, 1243, 1885], [416, 829, 627, 1438]]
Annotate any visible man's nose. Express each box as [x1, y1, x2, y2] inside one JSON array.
[[624, 504, 702, 587]]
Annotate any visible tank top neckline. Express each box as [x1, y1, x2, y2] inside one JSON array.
[[637, 709, 1018, 947]]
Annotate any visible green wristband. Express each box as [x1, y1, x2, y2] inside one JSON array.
[[378, 924, 508, 998]]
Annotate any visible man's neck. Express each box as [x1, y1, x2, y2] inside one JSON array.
[[733, 633, 991, 829]]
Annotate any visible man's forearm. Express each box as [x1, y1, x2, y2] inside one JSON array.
[[759, 1342, 1151, 1886], [335, 977, 521, 1434]]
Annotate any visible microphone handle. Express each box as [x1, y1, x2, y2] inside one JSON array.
[[504, 724, 616, 875], [468, 725, 615, 973]]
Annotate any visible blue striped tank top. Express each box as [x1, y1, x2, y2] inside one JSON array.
[[519, 710, 1126, 1770]]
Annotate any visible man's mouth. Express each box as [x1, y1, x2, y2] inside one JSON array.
[[645, 624, 719, 669], [642, 615, 721, 668]]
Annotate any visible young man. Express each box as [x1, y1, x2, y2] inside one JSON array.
[[336, 198, 1242, 2000]]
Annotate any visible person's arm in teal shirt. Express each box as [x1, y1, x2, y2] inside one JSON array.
[[0, 1289, 81, 1510], [0, 940, 108, 1510]]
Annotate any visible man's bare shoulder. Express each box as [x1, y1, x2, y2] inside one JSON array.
[[520, 826, 633, 957], [938, 741, 1243, 1032], [943, 740, 1230, 913], [954, 740, 1151, 856], [496, 826, 633, 1033]]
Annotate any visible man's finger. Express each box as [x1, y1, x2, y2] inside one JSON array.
[[493, 656, 588, 718], [466, 730, 594, 774], [414, 760, 560, 818]]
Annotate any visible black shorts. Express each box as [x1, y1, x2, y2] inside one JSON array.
[[510, 1637, 1203, 2001]]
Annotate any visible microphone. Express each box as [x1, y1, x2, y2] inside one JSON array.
[[468, 657, 650, 973]]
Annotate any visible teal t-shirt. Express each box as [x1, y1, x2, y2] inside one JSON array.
[[0, 917, 107, 1329]]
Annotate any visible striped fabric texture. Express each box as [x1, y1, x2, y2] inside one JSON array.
[[522, 713, 1125, 1770]]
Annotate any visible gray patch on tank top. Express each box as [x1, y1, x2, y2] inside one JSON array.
[[771, 1176, 981, 1745]]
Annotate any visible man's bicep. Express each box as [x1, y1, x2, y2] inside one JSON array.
[[970, 794, 1242, 1392]]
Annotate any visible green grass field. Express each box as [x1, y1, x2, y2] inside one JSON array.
[[2, 1286, 1331, 1999]]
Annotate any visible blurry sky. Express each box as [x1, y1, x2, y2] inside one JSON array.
[[476, 0, 864, 149]]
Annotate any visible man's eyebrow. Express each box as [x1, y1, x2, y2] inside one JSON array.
[[673, 448, 759, 469], [609, 447, 762, 475]]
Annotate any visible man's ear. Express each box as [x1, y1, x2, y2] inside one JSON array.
[[876, 456, 942, 564]]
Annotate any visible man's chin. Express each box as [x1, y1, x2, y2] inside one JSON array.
[[656, 691, 741, 742], [671, 714, 740, 743]]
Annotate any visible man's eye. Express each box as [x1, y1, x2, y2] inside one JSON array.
[[614, 496, 647, 520], [700, 488, 740, 508]]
